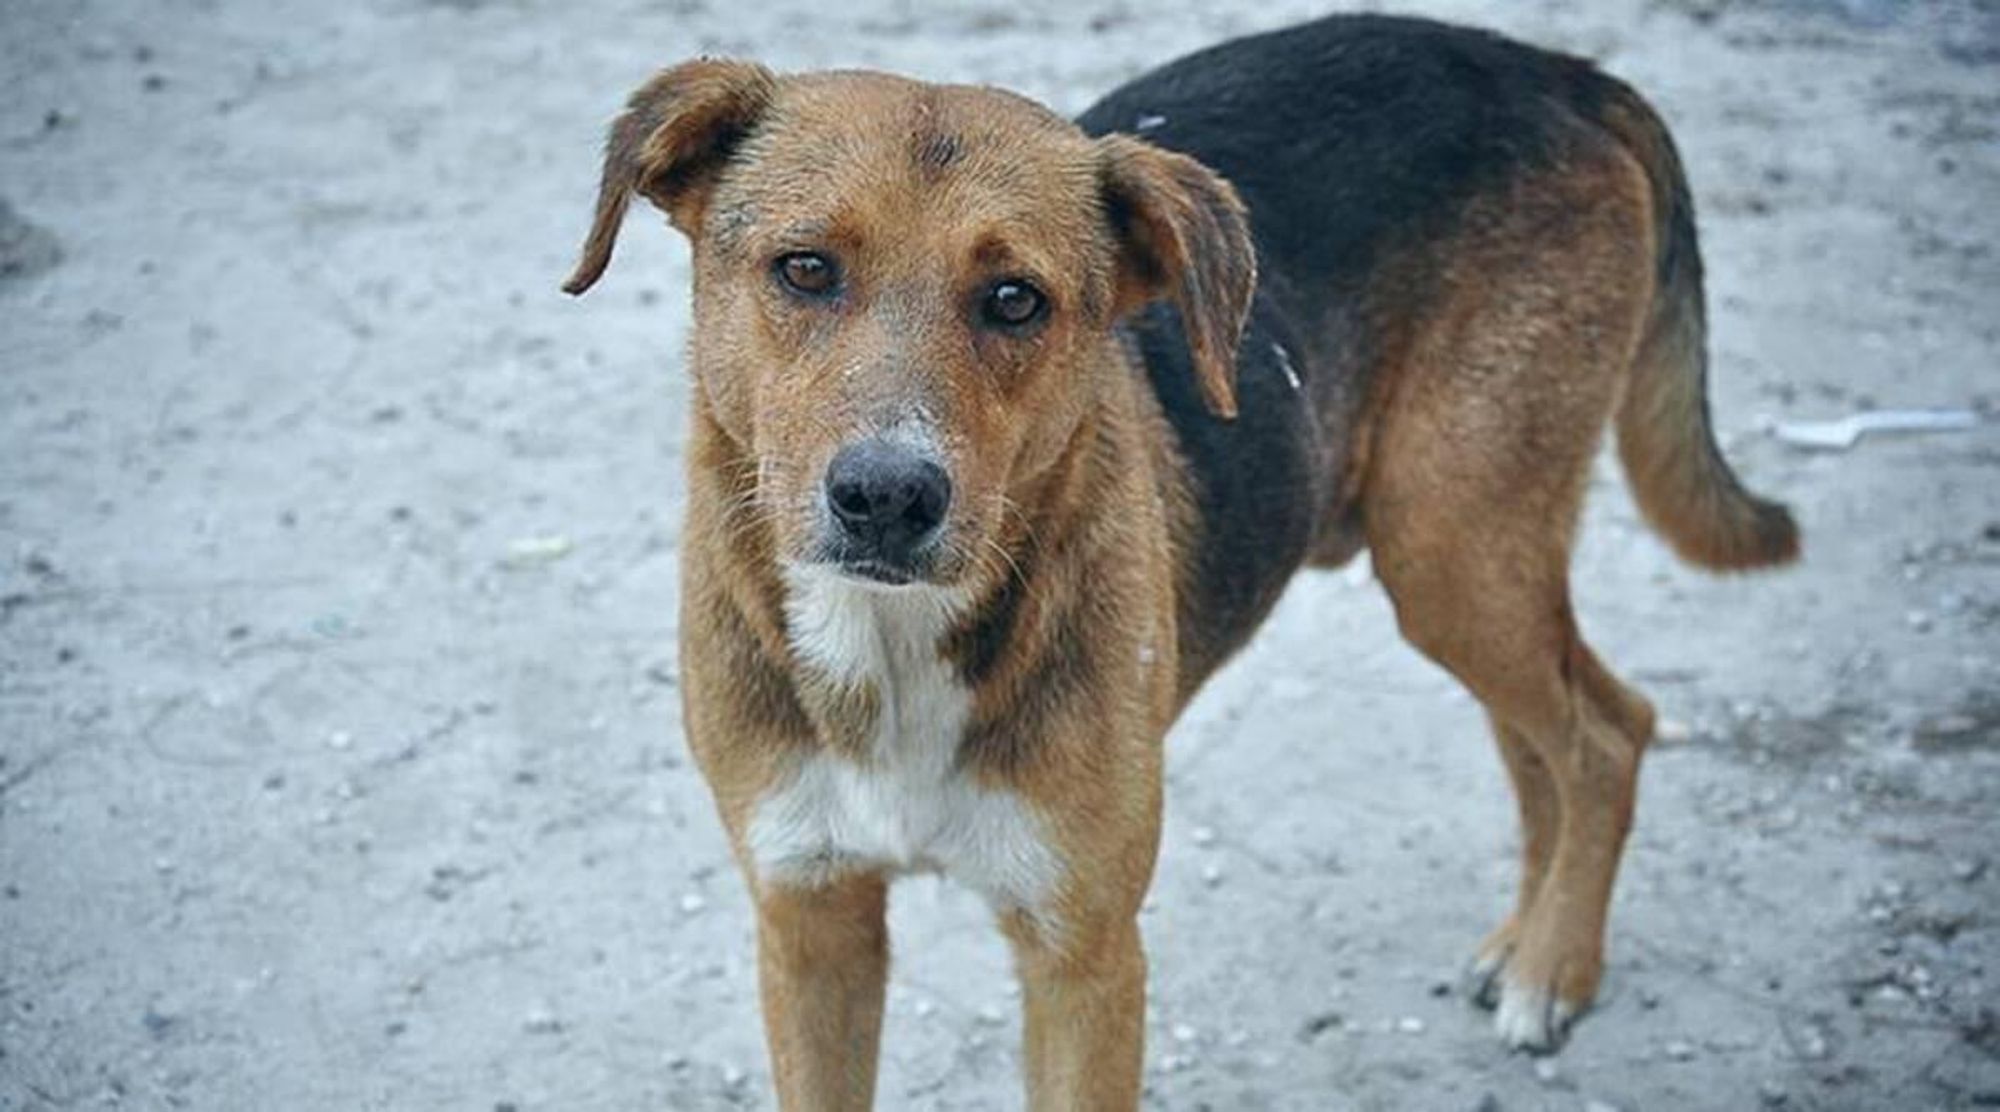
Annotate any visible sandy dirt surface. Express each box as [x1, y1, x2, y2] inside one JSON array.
[[3, 0, 1998, 1108]]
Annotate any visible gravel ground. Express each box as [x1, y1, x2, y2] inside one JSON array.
[[3, 1, 1998, 1109]]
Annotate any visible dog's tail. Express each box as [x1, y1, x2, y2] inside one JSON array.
[[1595, 78, 1799, 571]]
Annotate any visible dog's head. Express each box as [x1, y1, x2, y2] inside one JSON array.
[[567, 61, 1252, 590]]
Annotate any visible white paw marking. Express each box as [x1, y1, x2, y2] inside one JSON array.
[[747, 566, 1063, 914], [1493, 977, 1577, 1052]]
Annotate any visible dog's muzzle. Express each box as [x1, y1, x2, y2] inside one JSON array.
[[821, 438, 952, 584]]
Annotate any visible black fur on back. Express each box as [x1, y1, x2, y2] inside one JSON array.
[[1077, 14, 1623, 687]]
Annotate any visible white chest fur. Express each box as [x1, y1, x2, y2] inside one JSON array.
[[746, 569, 1061, 912]]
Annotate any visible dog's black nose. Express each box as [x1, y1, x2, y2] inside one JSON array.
[[825, 439, 951, 558]]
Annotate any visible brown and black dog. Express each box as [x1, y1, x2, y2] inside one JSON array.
[[565, 13, 1797, 1108]]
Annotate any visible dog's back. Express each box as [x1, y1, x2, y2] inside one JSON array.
[[1079, 14, 1797, 691]]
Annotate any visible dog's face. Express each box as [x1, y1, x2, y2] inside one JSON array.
[[566, 62, 1253, 590]]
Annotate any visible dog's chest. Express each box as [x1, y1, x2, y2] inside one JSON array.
[[746, 573, 1060, 909]]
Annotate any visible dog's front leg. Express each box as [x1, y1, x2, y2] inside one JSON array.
[[754, 872, 890, 1111], [1003, 910, 1147, 1111]]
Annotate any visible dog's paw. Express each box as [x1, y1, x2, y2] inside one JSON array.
[[1465, 949, 1509, 1010], [1464, 915, 1600, 1052], [1492, 978, 1579, 1054], [1463, 918, 1520, 1010]]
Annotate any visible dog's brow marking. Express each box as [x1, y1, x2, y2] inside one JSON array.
[[712, 202, 760, 248], [1134, 113, 1167, 131], [779, 219, 832, 246], [915, 129, 965, 173], [749, 567, 1064, 913]]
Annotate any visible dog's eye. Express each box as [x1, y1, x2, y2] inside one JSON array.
[[775, 252, 839, 297], [981, 279, 1046, 328]]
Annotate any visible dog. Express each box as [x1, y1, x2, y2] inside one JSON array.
[[564, 13, 1798, 1107]]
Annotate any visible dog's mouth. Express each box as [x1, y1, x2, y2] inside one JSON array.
[[802, 507, 953, 588], [836, 557, 920, 587], [805, 535, 946, 589]]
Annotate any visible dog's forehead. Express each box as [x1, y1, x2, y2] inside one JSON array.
[[779, 71, 1079, 151], [729, 72, 1101, 229]]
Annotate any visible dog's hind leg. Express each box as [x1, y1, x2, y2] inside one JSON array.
[[1356, 147, 1660, 1052], [1466, 716, 1559, 1007], [1367, 448, 1656, 1052]]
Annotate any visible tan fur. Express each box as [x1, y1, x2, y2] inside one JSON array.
[[569, 62, 1212, 1108], [1597, 80, 1801, 571], [567, 54, 1793, 1107], [1360, 143, 1663, 1035]]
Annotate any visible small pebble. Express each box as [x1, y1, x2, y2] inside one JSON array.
[[1397, 1016, 1426, 1034], [1656, 718, 1693, 744], [1665, 1038, 1698, 1061], [1200, 863, 1224, 887], [141, 1007, 176, 1038], [1533, 1059, 1560, 1084], [1191, 825, 1217, 847], [1299, 1011, 1343, 1039], [678, 892, 707, 915], [1171, 1022, 1197, 1043], [504, 535, 573, 567], [1759, 1080, 1789, 1106]]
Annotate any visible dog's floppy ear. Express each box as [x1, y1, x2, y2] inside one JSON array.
[[563, 59, 777, 295], [1096, 135, 1256, 420]]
